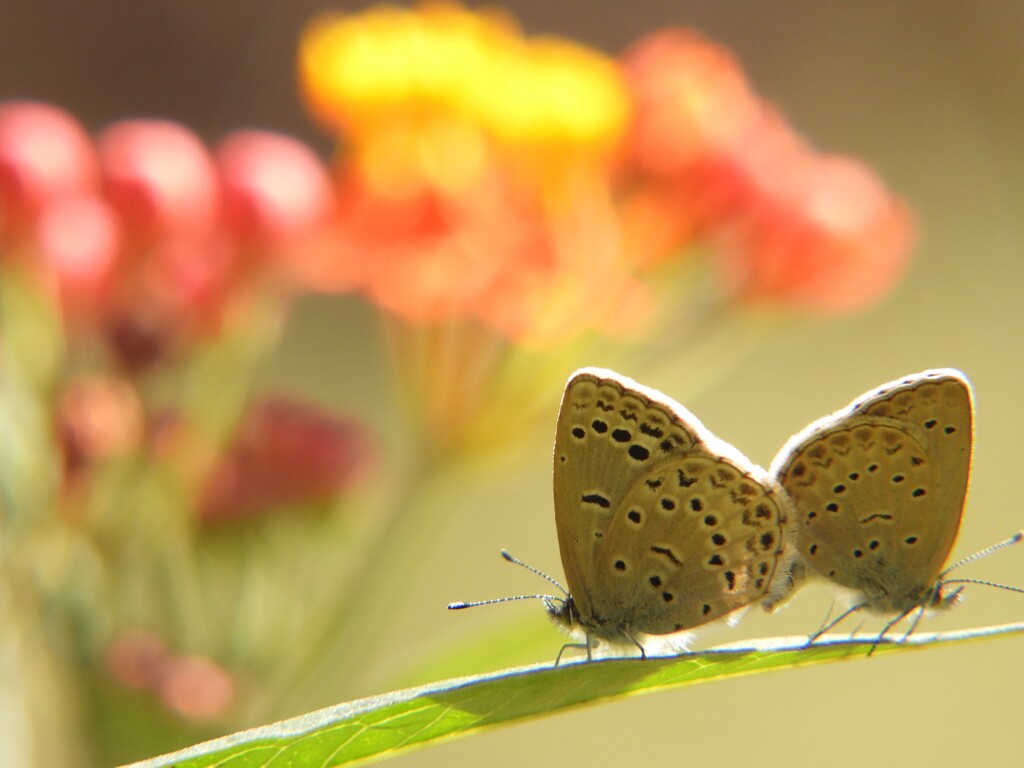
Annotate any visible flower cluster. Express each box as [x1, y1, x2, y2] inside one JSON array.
[[297, 3, 644, 343], [296, 5, 914, 344], [0, 102, 333, 370], [0, 102, 375, 732], [0, 3, 920, 761], [620, 30, 914, 310]]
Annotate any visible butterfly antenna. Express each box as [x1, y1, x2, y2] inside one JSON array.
[[447, 551, 569, 611], [448, 594, 562, 610], [940, 531, 1024, 576], [499, 549, 570, 597], [938, 578, 1024, 596]]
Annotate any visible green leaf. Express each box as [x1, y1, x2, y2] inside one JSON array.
[[121, 622, 1024, 768]]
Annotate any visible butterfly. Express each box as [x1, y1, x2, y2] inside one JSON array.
[[770, 368, 1021, 647], [452, 367, 795, 662]]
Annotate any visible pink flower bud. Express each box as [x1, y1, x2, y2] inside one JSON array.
[[97, 119, 219, 241], [216, 130, 332, 249], [156, 655, 235, 722], [35, 193, 119, 319], [0, 101, 98, 237]]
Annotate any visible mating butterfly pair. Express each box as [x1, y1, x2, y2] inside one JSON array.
[[452, 367, 1020, 660]]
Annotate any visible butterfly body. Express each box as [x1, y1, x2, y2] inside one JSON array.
[[552, 368, 794, 653], [771, 369, 973, 619]]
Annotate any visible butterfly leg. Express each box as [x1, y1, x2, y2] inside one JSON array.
[[868, 607, 915, 656], [554, 641, 589, 667], [848, 618, 867, 641], [622, 628, 646, 660], [805, 602, 866, 647]]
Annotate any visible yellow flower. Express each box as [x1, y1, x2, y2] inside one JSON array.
[[475, 36, 629, 154], [298, 2, 629, 156], [298, 3, 519, 138]]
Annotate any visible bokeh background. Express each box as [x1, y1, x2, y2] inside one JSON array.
[[2, 2, 1023, 767]]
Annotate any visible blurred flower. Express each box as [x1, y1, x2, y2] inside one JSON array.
[[57, 374, 144, 482], [622, 29, 759, 183], [98, 119, 219, 242], [0, 101, 98, 242], [79, 121, 235, 371], [295, 3, 916, 455], [94, 119, 227, 369], [156, 654, 236, 722], [104, 629, 171, 691], [620, 30, 914, 310], [299, 2, 519, 140], [618, 28, 762, 261], [34, 192, 119, 322], [717, 151, 915, 312], [105, 631, 235, 722], [297, 2, 633, 343], [197, 396, 374, 523], [299, 155, 559, 323], [215, 129, 333, 256], [479, 37, 629, 157]]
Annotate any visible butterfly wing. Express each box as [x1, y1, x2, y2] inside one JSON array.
[[853, 370, 973, 575], [554, 367, 792, 637], [773, 370, 973, 612], [587, 455, 792, 635]]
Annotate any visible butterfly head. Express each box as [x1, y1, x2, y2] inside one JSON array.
[[927, 580, 965, 611], [546, 594, 581, 632]]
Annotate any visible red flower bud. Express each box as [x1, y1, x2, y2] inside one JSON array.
[[104, 630, 171, 691], [197, 396, 374, 523]]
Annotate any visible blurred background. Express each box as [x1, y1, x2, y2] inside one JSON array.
[[1, 1, 1023, 767]]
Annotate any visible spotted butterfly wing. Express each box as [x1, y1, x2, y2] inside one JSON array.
[[771, 369, 973, 614], [553, 368, 793, 646]]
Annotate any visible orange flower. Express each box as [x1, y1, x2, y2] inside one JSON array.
[[298, 7, 915, 339], [57, 375, 143, 483], [619, 31, 914, 312], [620, 29, 765, 247], [621, 28, 759, 182], [298, 3, 634, 341], [718, 151, 915, 312]]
